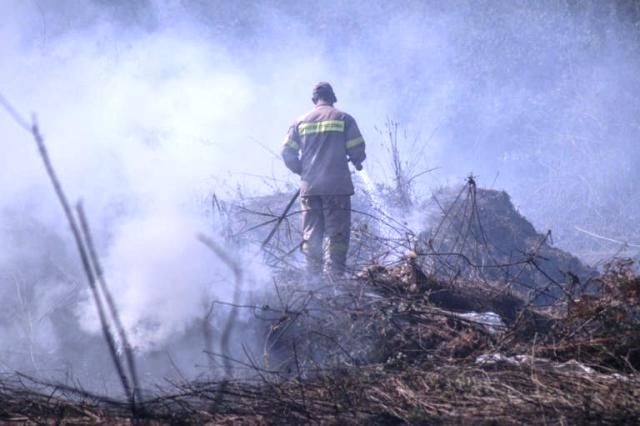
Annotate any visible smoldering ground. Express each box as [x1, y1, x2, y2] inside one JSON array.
[[1, 0, 639, 395]]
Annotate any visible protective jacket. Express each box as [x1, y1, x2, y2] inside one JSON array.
[[282, 104, 366, 196]]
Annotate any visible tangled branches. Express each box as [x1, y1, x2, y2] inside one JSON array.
[[2, 258, 639, 423]]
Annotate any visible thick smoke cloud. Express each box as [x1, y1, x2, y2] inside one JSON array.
[[1, 0, 639, 386]]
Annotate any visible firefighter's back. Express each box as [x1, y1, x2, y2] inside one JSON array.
[[296, 104, 355, 196]]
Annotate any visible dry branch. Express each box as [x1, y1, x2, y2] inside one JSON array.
[[0, 95, 137, 414]]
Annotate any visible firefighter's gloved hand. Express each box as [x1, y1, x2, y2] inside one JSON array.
[[354, 163, 363, 171]]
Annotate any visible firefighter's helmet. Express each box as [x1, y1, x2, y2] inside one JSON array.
[[312, 82, 337, 104]]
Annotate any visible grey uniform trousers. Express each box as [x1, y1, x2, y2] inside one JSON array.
[[300, 195, 351, 275]]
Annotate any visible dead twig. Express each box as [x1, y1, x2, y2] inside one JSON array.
[[0, 95, 136, 413]]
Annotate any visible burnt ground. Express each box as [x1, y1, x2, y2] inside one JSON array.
[[2, 255, 639, 425], [2, 182, 639, 424]]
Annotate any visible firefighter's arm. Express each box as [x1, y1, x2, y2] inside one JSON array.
[[345, 116, 366, 169], [281, 124, 302, 175]]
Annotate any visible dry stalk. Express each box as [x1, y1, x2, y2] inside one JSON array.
[[0, 95, 137, 413]]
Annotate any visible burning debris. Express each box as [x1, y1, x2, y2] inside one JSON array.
[[2, 254, 639, 424], [2, 173, 639, 423]]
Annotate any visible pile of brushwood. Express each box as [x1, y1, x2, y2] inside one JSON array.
[[2, 254, 639, 424], [2, 181, 639, 424], [223, 177, 598, 305], [414, 180, 598, 306]]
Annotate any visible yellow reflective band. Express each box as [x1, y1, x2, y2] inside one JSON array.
[[298, 120, 345, 135], [284, 138, 299, 150], [346, 136, 364, 149]]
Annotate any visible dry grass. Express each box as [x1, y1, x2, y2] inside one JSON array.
[[2, 257, 639, 425]]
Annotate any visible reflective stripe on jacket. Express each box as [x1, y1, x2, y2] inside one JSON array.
[[281, 104, 366, 196]]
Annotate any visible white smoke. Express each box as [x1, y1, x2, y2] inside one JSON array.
[[1, 0, 639, 384]]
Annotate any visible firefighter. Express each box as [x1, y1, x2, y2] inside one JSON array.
[[281, 82, 366, 277]]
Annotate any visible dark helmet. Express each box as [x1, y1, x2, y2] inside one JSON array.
[[312, 82, 337, 104]]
